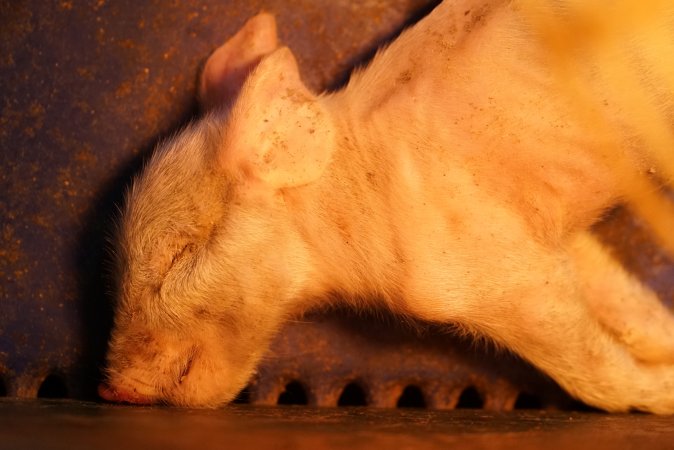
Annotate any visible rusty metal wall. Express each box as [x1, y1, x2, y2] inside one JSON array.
[[1, 0, 672, 410]]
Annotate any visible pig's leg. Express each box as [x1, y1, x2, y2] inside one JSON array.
[[505, 265, 672, 412], [569, 231, 674, 364], [437, 249, 674, 413], [199, 13, 278, 112]]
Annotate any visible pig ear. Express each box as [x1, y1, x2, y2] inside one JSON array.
[[221, 47, 335, 189], [199, 13, 279, 112]]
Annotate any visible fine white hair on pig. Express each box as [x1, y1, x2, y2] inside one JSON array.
[[100, 0, 674, 412]]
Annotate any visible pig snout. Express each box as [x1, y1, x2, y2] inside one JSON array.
[[98, 383, 153, 405]]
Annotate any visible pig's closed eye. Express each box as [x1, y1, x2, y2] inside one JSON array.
[[168, 243, 194, 272]]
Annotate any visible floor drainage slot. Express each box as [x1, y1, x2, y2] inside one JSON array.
[[337, 382, 367, 407], [396, 385, 426, 408], [455, 386, 483, 409], [37, 374, 68, 399], [514, 391, 543, 410], [277, 381, 308, 405]]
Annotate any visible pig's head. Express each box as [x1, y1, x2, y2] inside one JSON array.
[[99, 14, 335, 407]]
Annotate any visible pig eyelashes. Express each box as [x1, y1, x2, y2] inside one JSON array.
[[165, 242, 196, 276]]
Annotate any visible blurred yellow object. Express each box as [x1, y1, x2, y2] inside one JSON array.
[[518, 0, 674, 254]]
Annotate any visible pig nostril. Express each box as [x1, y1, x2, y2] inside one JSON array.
[[277, 380, 308, 405], [37, 374, 69, 399]]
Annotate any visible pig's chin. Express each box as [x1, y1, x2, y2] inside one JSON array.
[[98, 381, 156, 405], [100, 320, 270, 407], [98, 369, 161, 405], [99, 360, 246, 407]]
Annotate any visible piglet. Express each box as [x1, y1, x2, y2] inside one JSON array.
[[100, 0, 674, 412]]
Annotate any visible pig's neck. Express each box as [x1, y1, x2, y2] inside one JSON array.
[[283, 114, 410, 313]]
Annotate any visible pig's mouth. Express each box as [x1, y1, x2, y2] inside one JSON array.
[[99, 346, 200, 405], [97, 367, 161, 405], [98, 382, 155, 405]]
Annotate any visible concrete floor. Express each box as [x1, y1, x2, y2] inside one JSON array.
[[1, 399, 672, 450]]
